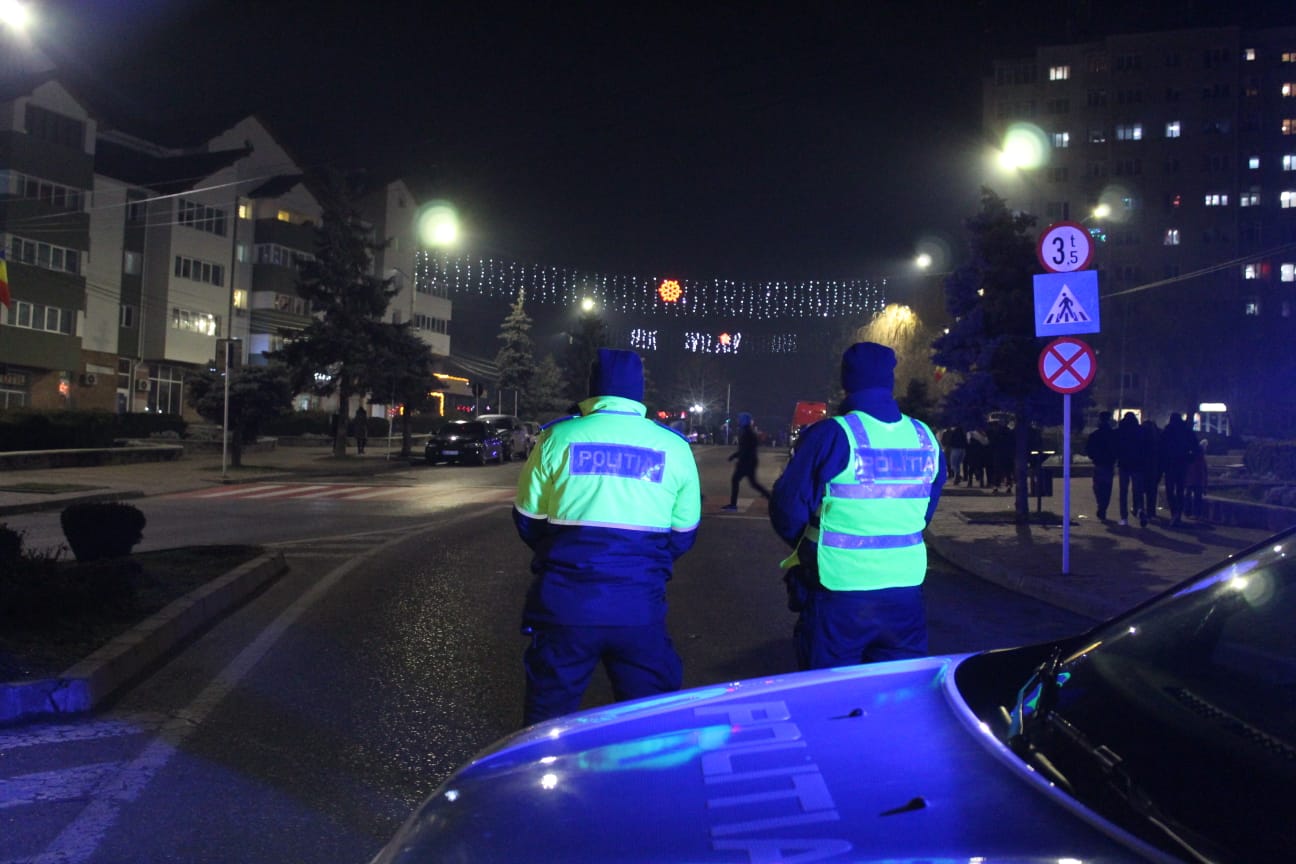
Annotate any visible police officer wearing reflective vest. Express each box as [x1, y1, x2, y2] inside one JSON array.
[[770, 342, 946, 670], [513, 348, 702, 725]]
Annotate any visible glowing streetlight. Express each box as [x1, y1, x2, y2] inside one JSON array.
[[0, 0, 31, 32], [415, 201, 459, 250], [915, 253, 933, 270], [580, 297, 596, 313], [997, 122, 1049, 172], [1091, 203, 1111, 220]]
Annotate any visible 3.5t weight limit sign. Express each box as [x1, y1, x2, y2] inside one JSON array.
[[1037, 221, 1094, 273], [1039, 336, 1096, 394]]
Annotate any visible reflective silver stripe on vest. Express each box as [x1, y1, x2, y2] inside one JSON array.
[[828, 414, 935, 498], [818, 529, 925, 550]]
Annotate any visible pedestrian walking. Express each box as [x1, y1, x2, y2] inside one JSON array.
[[1084, 411, 1117, 521], [769, 342, 946, 670], [966, 427, 989, 487], [722, 412, 771, 510], [941, 425, 967, 485], [1115, 411, 1143, 526], [352, 406, 369, 455], [1139, 417, 1161, 526], [512, 348, 701, 726], [1160, 412, 1200, 527], [1185, 437, 1209, 519], [989, 420, 1014, 493]]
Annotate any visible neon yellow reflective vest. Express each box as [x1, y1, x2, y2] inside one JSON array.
[[795, 411, 939, 591]]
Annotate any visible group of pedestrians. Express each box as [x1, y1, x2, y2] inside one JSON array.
[[938, 422, 1015, 492], [1085, 409, 1207, 528], [510, 343, 944, 726]]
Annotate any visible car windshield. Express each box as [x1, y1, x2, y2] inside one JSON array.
[[446, 422, 488, 437], [959, 529, 1296, 862]]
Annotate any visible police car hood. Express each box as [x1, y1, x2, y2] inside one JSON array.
[[372, 656, 1158, 864]]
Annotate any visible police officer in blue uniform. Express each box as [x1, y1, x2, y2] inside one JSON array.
[[513, 348, 702, 725], [770, 342, 946, 670]]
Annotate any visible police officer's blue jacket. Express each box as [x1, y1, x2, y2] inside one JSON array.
[[513, 395, 702, 627], [770, 388, 946, 559]]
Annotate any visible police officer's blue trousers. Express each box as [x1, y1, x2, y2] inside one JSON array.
[[796, 585, 927, 670], [523, 622, 683, 726]]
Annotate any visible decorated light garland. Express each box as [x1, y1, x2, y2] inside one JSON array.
[[415, 253, 886, 321]]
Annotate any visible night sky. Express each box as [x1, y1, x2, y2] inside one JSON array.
[[29, 0, 1294, 416]]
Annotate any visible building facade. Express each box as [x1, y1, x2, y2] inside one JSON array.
[[985, 25, 1296, 435], [0, 71, 453, 422]]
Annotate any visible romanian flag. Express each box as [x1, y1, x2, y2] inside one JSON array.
[[0, 249, 10, 309]]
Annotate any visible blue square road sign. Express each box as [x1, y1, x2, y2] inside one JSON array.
[[1033, 270, 1100, 337]]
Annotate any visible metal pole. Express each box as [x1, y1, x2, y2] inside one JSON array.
[[221, 339, 231, 482], [1062, 392, 1072, 574], [386, 378, 395, 460]]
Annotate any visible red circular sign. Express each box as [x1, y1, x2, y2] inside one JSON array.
[[1039, 337, 1096, 394], [1037, 221, 1094, 273]]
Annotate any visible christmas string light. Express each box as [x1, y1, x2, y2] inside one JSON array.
[[415, 253, 886, 321]]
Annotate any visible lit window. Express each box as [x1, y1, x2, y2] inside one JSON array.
[[233, 289, 248, 309], [1204, 194, 1229, 206], [237, 203, 251, 219], [1049, 65, 1071, 80], [1245, 48, 1257, 61], [1284, 119, 1296, 135], [1164, 229, 1181, 245], [1240, 193, 1259, 206], [1052, 131, 1070, 148], [276, 210, 291, 222], [1285, 52, 1296, 63], [1282, 191, 1296, 208], [1285, 83, 1296, 97], [1243, 263, 1259, 279], [1281, 263, 1295, 282], [1116, 123, 1143, 140], [1249, 156, 1261, 169], [1244, 298, 1260, 316], [1089, 128, 1106, 143], [1165, 120, 1181, 138], [1284, 155, 1296, 170]]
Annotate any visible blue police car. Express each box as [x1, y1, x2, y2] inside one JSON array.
[[370, 527, 1295, 862]]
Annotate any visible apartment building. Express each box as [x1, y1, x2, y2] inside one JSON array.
[[985, 25, 1296, 435], [0, 71, 452, 419]]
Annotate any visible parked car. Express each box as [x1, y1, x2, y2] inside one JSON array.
[[369, 528, 1296, 863], [520, 420, 540, 456], [476, 413, 529, 460], [424, 421, 504, 466]]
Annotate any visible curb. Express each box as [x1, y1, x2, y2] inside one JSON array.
[[0, 490, 146, 518], [0, 551, 288, 726]]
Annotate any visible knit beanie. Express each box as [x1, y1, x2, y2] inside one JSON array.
[[841, 342, 896, 393], [588, 348, 645, 402]]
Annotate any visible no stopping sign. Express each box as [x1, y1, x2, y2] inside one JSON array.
[[1039, 337, 1096, 394]]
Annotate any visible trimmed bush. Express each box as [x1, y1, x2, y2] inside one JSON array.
[[0, 523, 22, 567], [1243, 440, 1296, 482], [59, 502, 147, 562]]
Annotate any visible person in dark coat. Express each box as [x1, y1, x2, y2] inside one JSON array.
[[941, 426, 967, 485], [965, 427, 990, 488], [1115, 411, 1143, 526], [1084, 411, 1117, 521], [989, 421, 1014, 493], [1160, 413, 1201, 527], [1185, 437, 1209, 519], [1139, 417, 1161, 526], [351, 406, 369, 455], [722, 412, 771, 510]]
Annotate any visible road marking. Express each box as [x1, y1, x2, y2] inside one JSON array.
[[0, 714, 163, 751], [0, 762, 122, 811], [21, 513, 489, 864]]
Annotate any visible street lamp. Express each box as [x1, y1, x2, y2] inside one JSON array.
[[0, 0, 31, 31]]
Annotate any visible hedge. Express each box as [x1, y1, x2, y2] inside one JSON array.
[[0, 410, 186, 451], [1242, 440, 1296, 482]]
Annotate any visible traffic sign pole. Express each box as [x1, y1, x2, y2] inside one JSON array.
[[1063, 393, 1071, 574]]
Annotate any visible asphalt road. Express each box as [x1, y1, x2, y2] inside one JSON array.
[[0, 448, 1092, 864]]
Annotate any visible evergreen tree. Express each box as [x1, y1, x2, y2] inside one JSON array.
[[495, 289, 535, 416], [186, 363, 293, 467], [524, 353, 571, 420], [932, 187, 1087, 521], [358, 323, 441, 457], [270, 173, 398, 457]]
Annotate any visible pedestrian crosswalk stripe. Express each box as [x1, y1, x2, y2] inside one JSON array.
[[1043, 283, 1092, 325], [0, 762, 121, 810]]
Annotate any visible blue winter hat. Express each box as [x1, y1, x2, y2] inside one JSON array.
[[738, 412, 752, 426], [841, 342, 896, 393], [588, 348, 645, 401]]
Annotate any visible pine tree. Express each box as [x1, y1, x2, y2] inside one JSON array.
[[932, 187, 1088, 521], [495, 289, 535, 416], [186, 363, 293, 467], [564, 309, 607, 403], [270, 173, 399, 457], [524, 353, 571, 420], [359, 323, 441, 457]]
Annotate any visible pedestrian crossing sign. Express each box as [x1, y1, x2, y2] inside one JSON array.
[[1033, 269, 1100, 337]]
